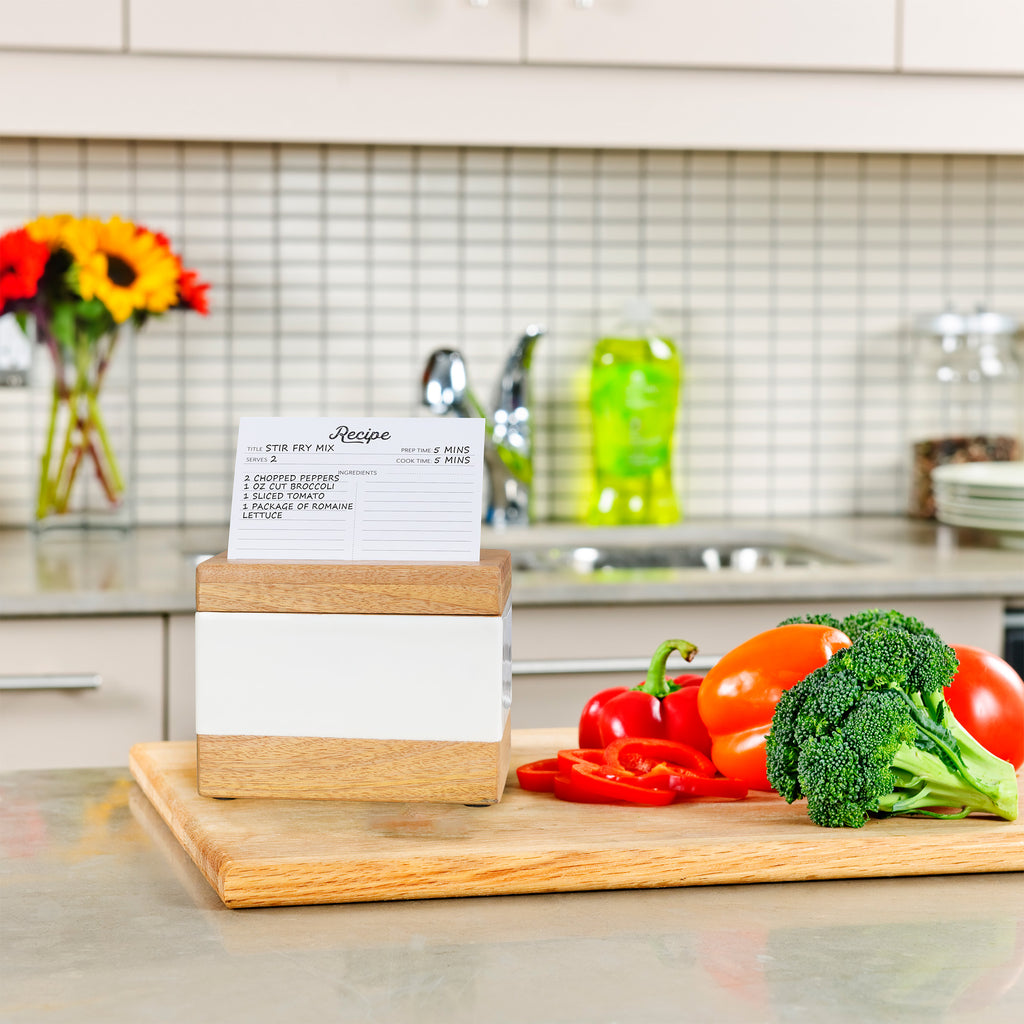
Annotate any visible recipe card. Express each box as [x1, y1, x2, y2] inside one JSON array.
[[227, 416, 484, 562]]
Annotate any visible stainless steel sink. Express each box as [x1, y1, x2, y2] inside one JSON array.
[[508, 531, 875, 575]]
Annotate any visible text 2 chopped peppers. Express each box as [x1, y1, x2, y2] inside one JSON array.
[[578, 639, 712, 754], [515, 736, 749, 806], [697, 623, 852, 790]]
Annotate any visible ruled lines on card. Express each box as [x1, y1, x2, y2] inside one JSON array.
[[353, 481, 480, 559]]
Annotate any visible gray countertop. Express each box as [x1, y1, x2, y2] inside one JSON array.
[[1, 516, 1022, 617], [2, 765, 1023, 1024]]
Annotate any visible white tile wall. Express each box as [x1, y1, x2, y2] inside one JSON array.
[[0, 139, 1022, 527]]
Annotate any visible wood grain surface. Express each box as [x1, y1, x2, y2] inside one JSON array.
[[197, 721, 510, 804], [195, 548, 511, 615], [130, 728, 1024, 909]]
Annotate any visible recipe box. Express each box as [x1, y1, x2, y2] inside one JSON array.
[[194, 549, 512, 804]]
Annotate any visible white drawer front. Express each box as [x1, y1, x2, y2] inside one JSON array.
[[0, 618, 164, 770]]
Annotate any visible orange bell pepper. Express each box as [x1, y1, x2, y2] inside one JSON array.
[[696, 623, 852, 791]]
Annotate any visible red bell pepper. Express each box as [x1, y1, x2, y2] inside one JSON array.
[[577, 639, 713, 754], [578, 686, 630, 748]]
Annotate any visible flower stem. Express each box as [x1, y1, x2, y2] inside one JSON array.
[[86, 389, 124, 496], [35, 385, 61, 520], [37, 327, 126, 519]]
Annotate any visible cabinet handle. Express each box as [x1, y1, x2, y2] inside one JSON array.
[[0, 673, 102, 691], [513, 655, 718, 676]]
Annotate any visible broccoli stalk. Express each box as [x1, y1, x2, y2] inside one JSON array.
[[766, 626, 1019, 828]]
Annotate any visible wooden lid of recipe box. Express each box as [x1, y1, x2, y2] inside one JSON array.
[[196, 549, 511, 616]]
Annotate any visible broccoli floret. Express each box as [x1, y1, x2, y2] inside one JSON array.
[[778, 608, 943, 643], [777, 613, 844, 631], [766, 626, 1019, 828], [840, 608, 940, 642]]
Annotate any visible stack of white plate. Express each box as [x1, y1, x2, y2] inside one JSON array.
[[932, 462, 1024, 541]]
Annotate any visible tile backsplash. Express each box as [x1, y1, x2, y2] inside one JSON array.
[[1, 139, 1021, 527]]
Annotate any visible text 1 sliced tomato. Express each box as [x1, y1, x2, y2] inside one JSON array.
[[604, 737, 716, 778], [515, 757, 560, 792], [568, 762, 676, 806]]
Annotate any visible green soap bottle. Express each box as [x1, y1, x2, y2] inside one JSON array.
[[587, 300, 681, 525]]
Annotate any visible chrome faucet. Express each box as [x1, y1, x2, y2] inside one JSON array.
[[422, 324, 545, 527]]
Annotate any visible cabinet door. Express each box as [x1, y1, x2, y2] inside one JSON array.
[[0, 0, 123, 51], [167, 613, 196, 742], [128, 0, 522, 63], [902, 0, 1024, 75], [0, 617, 164, 770], [526, 0, 896, 71]]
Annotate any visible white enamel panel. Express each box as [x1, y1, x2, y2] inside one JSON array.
[[196, 604, 510, 742]]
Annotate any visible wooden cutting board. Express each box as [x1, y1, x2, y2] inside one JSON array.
[[130, 729, 1024, 909]]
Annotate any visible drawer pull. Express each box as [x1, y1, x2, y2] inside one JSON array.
[[513, 656, 718, 676], [0, 673, 102, 691]]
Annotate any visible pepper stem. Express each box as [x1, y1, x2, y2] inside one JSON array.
[[637, 638, 699, 699]]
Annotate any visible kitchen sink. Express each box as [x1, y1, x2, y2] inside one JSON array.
[[181, 529, 876, 575], [507, 531, 876, 575]]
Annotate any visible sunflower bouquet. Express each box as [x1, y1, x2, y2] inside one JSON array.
[[0, 215, 208, 522]]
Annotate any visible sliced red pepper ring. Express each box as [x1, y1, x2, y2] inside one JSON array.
[[631, 764, 699, 789], [515, 757, 560, 792], [556, 748, 607, 774], [553, 773, 620, 804], [661, 773, 749, 800], [604, 737, 716, 779], [568, 762, 676, 806], [638, 770, 753, 802]]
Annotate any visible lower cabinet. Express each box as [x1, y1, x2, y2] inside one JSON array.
[[508, 597, 1007, 729], [0, 617, 165, 770]]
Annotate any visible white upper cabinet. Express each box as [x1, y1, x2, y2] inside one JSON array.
[[0, 0, 122, 51], [128, 0, 523, 63], [902, 0, 1024, 75], [525, 0, 898, 72]]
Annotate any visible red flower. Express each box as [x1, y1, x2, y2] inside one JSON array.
[[178, 268, 210, 316], [0, 228, 50, 307]]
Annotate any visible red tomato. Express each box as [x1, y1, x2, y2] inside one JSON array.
[[945, 645, 1024, 770]]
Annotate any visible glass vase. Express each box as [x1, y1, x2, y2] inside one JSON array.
[[34, 328, 133, 531]]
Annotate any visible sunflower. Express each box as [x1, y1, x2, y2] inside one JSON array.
[[26, 213, 75, 251], [62, 216, 180, 324]]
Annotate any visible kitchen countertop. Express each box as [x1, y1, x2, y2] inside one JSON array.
[[2, 765, 1023, 1024], [0, 517, 1022, 617]]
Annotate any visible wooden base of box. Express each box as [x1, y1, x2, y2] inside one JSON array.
[[197, 715, 511, 804]]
